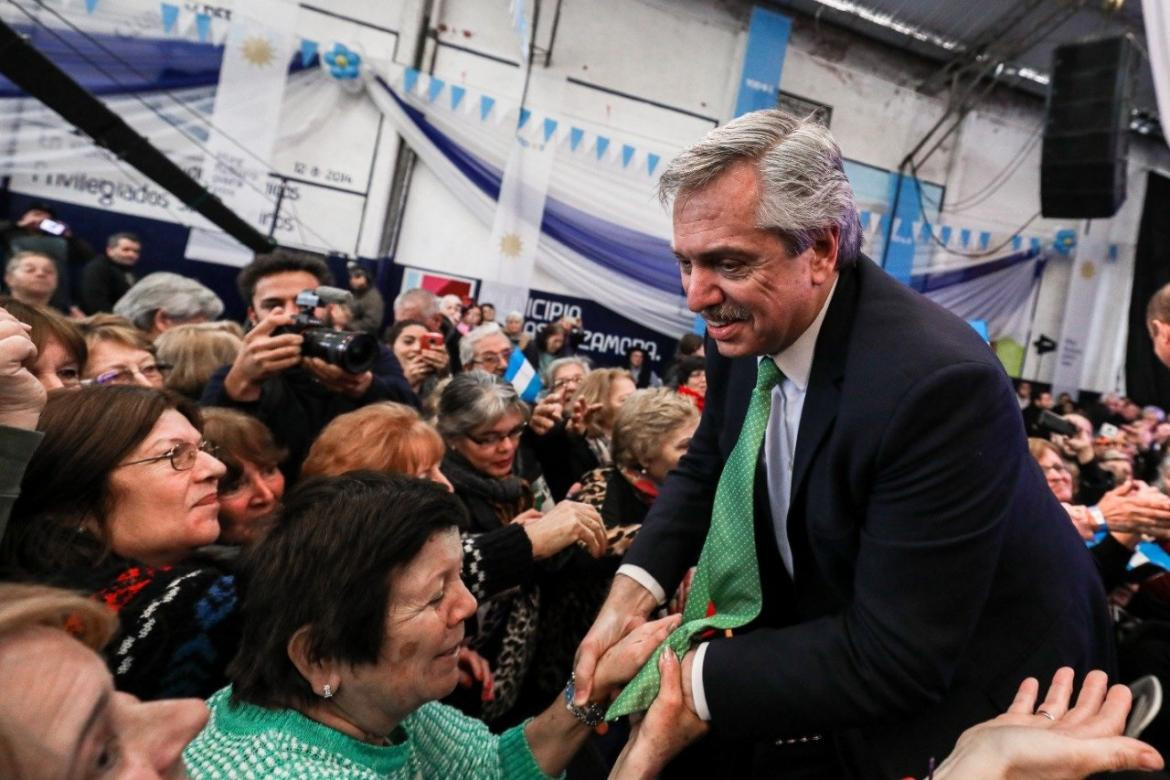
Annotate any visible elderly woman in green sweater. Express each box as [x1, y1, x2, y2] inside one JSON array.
[[182, 471, 680, 779]]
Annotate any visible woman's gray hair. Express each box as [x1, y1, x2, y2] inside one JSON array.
[[542, 356, 590, 387], [113, 272, 224, 330], [436, 370, 529, 440], [658, 109, 862, 265]]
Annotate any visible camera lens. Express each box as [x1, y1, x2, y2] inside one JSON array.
[[301, 328, 378, 374]]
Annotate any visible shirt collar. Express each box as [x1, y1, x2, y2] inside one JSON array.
[[761, 276, 839, 392]]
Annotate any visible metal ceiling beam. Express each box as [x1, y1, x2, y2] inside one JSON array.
[[0, 18, 274, 253]]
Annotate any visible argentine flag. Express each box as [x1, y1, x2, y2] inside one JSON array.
[[506, 350, 542, 402]]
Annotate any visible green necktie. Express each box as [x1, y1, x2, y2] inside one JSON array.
[[607, 358, 784, 719]]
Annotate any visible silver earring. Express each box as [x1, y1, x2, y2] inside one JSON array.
[[322, 683, 333, 699]]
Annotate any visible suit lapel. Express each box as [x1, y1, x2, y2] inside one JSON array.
[[791, 262, 860, 499]]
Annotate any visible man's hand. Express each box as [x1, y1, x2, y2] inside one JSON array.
[[1061, 503, 1097, 541], [592, 614, 681, 701], [1098, 480, 1170, 538], [573, 574, 659, 706], [612, 648, 710, 780], [303, 358, 374, 399], [223, 308, 302, 402], [0, 307, 46, 430]]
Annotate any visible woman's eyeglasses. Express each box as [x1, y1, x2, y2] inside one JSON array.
[[84, 362, 173, 387], [465, 423, 527, 447], [119, 440, 219, 472]]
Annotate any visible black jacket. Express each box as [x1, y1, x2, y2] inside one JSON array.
[[623, 257, 1115, 778]]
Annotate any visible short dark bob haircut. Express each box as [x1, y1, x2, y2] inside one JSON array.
[[228, 472, 462, 710]]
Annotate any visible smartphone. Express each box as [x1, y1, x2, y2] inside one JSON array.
[[1038, 409, 1077, 437], [420, 332, 444, 351], [38, 218, 67, 236]]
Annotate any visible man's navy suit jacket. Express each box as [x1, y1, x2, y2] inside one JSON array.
[[623, 255, 1115, 778]]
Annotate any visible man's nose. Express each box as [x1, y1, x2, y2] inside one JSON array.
[[685, 265, 723, 313]]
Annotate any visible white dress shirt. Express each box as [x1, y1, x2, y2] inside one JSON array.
[[615, 277, 838, 720]]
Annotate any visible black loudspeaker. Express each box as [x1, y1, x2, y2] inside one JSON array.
[[1040, 36, 1136, 219]]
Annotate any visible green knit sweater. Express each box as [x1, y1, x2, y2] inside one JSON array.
[[183, 687, 557, 779]]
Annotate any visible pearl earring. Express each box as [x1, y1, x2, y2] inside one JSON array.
[[322, 683, 333, 699]]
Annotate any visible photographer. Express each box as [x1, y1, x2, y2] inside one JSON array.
[[0, 203, 92, 314], [1049, 412, 1117, 506], [201, 251, 412, 481]]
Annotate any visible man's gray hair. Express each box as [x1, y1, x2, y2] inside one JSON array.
[[393, 287, 439, 319], [436, 370, 529, 441], [5, 250, 55, 276], [658, 109, 862, 265], [459, 322, 505, 367], [505, 310, 524, 323], [113, 272, 224, 330]]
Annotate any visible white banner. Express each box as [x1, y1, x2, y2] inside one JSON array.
[[1051, 228, 1110, 398], [185, 0, 299, 265], [1144, 0, 1170, 150]]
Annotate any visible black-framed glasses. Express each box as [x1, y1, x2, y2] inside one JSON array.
[[119, 440, 219, 472], [465, 422, 527, 447], [85, 362, 174, 387]]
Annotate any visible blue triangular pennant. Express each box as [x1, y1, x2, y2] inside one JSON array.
[[479, 95, 495, 120], [404, 68, 420, 94], [1108, 243, 1119, 261], [1030, 237, 1042, 252], [978, 231, 990, 250], [85, 0, 99, 13], [195, 12, 211, 43], [542, 117, 557, 142], [939, 225, 953, 245], [647, 153, 661, 176], [161, 3, 179, 33], [919, 222, 931, 242], [569, 127, 584, 151], [518, 108, 531, 128], [621, 144, 635, 168], [959, 228, 971, 248], [595, 136, 610, 160], [450, 85, 466, 110], [1011, 235, 1022, 251], [427, 77, 445, 102], [300, 39, 318, 67]]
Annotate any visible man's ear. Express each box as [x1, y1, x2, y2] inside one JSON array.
[[153, 309, 172, 333], [809, 225, 841, 283], [288, 625, 341, 698]]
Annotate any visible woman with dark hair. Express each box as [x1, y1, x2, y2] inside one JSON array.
[[626, 346, 660, 389], [386, 318, 448, 398], [437, 372, 608, 726], [0, 385, 239, 700], [202, 407, 287, 548], [0, 296, 86, 392], [672, 354, 707, 411], [523, 322, 565, 375], [182, 472, 680, 779]]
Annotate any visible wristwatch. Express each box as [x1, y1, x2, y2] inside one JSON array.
[[563, 672, 606, 727]]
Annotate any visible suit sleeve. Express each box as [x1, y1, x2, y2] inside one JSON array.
[[702, 361, 1026, 736], [619, 355, 730, 595]]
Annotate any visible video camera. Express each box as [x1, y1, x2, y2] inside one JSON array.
[[276, 286, 377, 374]]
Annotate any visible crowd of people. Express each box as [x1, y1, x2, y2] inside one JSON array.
[[0, 107, 1167, 779]]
